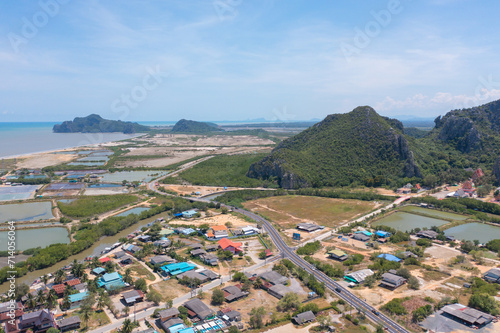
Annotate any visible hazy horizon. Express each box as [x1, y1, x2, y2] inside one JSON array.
[[2, 1, 500, 122]]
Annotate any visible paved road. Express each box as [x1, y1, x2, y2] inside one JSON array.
[[232, 208, 410, 333], [145, 172, 410, 333]]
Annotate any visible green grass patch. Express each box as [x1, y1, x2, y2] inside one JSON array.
[[58, 194, 138, 218], [129, 263, 155, 281], [175, 153, 276, 187]]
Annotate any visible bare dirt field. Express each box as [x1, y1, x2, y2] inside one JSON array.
[[118, 146, 271, 168], [16, 152, 77, 169], [150, 279, 191, 300], [163, 184, 248, 196], [142, 134, 275, 147], [243, 196, 381, 229]]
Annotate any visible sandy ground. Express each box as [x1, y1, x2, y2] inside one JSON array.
[[262, 322, 317, 333], [168, 212, 254, 228], [16, 152, 77, 169], [117, 146, 271, 168], [163, 184, 252, 196], [143, 134, 275, 147]]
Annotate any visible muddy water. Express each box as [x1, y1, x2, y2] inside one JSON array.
[[372, 211, 448, 232], [0, 227, 70, 251], [444, 222, 500, 243], [0, 201, 54, 222]]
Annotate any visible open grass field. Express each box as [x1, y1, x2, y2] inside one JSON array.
[[150, 279, 191, 300], [57, 194, 138, 218], [127, 263, 155, 281], [75, 309, 110, 331], [243, 195, 380, 228]]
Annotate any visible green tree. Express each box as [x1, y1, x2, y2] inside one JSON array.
[[147, 290, 163, 305], [408, 276, 420, 290], [46, 289, 57, 309], [469, 293, 499, 315], [277, 292, 300, 311], [249, 306, 266, 329], [134, 278, 148, 293], [211, 288, 225, 305], [119, 318, 136, 333]]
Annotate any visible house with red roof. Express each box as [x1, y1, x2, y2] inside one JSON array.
[[218, 238, 242, 254], [99, 257, 111, 263]]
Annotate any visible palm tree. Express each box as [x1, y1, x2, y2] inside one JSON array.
[[41, 275, 49, 286], [81, 307, 91, 328], [91, 257, 100, 268], [54, 269, 65, 284], [96, 291, 106, 312], [119, 318, 135, 333], [46, 289, 57, 309], [35, 290, 45, 309], [61, 294, 70, 310], [81, 272, 88, 283], [26, 293, 36, 310], [71, 260, 84, 278], [122, 306, 130, 317]]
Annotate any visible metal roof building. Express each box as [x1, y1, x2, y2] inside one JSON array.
[[161, 262, 196, 276], [441, 304, 494, 327], [344, 269, 374, 284], [292, 310, 316, 325], [377, 253, 402, 262]]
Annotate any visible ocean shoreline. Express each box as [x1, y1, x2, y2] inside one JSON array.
[[0, 133, 146, 160]]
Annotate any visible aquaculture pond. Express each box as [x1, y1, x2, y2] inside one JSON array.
[[100, 170, 168, 183], [0, 201, 54, 222], [116, 207, 150, 217], [444, 223, 500, 243], [0, 185, 40, 201], [87, 183, 123, 188], [0, 227, 69, 251], [372, 211, 448, 232], [400, 206, 469, 221]]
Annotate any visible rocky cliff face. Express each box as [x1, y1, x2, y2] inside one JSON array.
[[247, 106, 421, 189], [434, 115, 483, 153]]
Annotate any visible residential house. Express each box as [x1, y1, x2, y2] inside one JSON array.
[[0, 301, 23, 323], [161, 318, 185, 333], [68, 291, 88, 309], [218, 238, 242, 254], [207, 225, 228, 239], [441, 304, 493, 327], [190, 249, 207, 257], [222, 285, 249, 302], [344, 269, 374, 284], [328, 249, 348, 261], [122, 244, 142, 254], [74, 283, 88, 293], [122, 290, 144, 305], [375, 230, 391, 238], [181, 210, 198, 218], [268, 284, 293, 299], [293, 311, 316, 325], [161, 262, 196, 276], [52, 283, 66, 297], [19, 309, 56, 332], [114, 251, 126, 259], [158, 308, 180, 322], [205, 244, 219, 252], [92, 267, 106, 276], [416, 230, 438, 239], [352, 233, 370, 242], [137, 235, 151, 242], [183, 298, 215, 321], [176, 271, 209, 284], [189, 243, 203, 250], [120, 257, 133, 265], [97, 272, 126, 291], [150, 255, 175, 266], [260, 271, 288, 285], [201, 253, 218, 266], [380, 273, 407, 289], [241, 226, 259, 235], [153, 239, 171, 248], [57, 316, 81, 332], [484, 268, 500, 283], [99, 257, 111, 264], [65, 278, 81, 287], [199, 270, 219, 280]]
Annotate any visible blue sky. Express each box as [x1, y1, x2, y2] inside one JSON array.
[[1, 0, 500, 122]]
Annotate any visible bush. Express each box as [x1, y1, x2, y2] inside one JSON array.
[[296, 241, 322, 255], [382, 298, 407, 315], [58, 194, 138, 217]]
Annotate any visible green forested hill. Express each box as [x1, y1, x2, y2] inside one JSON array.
[[53, 114, 150, 133], [247, 106, 421, 188], [171, 119, 223, 133]]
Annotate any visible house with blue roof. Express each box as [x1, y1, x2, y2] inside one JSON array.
[[68, 291, 88, 309], [375, 230, 391, 238], [377, 253, 401, 262], [178, 328, 195, 333], [160, 262, 196, 276], [92, 267, 106, 275], [182, 210, 198, 218], [97, 272, 126, 290]]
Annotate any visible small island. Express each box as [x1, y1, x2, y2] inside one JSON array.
[[171, 119, 224, 133], [53, 114, 150, 134]]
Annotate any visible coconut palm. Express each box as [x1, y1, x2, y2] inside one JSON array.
[[46, 289, 57, 309], [122, 306, 130, 317], [35, 290, 45, 309], [61, 294, 70, 310], [71, 260, 84, 278], [54, 269, 65, 284], [26, 292, 36, 310], [96, 291, 106, 312], [41, 275, 49, 286], [119, 319, 135, 333]]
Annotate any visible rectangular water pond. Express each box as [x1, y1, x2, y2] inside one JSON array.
[[100, 171, 168, 183], [400, 206, 469, 221], [444, 223, 500, 243], [116, 207, 150, 217], [0, 185, 40, 201], [0, 201, 54, 222], [372, 211, 448, 232], [0, 227, 70, 251]]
